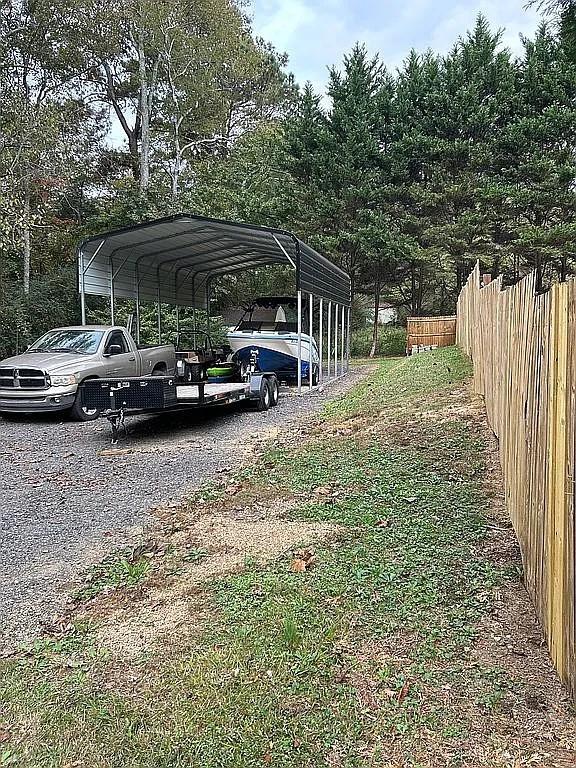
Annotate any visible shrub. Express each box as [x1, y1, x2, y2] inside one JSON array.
[[351, 326, 406, 358]]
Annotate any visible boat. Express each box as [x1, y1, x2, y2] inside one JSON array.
[[227, 296, 320, 384]]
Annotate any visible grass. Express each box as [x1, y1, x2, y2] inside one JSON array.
[[74, 550, 152, 601], [0, 348, 560, 767]]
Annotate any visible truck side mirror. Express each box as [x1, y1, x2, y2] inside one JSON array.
[[104, 344, 123, 356]]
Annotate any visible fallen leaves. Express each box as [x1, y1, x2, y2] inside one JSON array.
[[397, 680, 411, 705], [312, 484, 343, 504], [290, 549, 317, 573]]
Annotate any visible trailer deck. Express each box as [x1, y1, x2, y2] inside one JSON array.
[[176, 382, 248, 402]]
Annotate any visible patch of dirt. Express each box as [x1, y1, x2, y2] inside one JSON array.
[[80, 494, 342, 659]]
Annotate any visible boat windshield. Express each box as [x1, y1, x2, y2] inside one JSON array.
[[235, 302, 298, 333], [27, 329, 104, 355]]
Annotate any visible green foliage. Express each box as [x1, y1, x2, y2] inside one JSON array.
[[0, 268, 79, 358], [88, 299, 229, 347], [282, 15, 576, 314], [350, 326, 406, 357]]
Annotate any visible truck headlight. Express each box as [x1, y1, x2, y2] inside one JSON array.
[[50, 374, 77, 387]]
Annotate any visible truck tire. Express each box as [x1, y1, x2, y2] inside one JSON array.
[[69, 389, 99, 422], [255, 379, 271, 411], [268, 376, 279, 406]]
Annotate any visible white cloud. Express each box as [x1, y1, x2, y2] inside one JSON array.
[[251, 0, 545, 90], [426, 0, 541, 58], [253, 0, 318, 51]]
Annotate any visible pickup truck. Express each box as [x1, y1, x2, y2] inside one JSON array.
[[0, 325, 176, 420]]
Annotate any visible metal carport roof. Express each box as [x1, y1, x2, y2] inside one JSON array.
[[78, 214, 351, 318]]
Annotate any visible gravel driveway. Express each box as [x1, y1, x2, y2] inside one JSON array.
[[0, 370, 366, 649]]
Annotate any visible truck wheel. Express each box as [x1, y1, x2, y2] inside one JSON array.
[[268, 376, 279, 406], [255, 379, 271, 411], [70, 390, 99, 422]]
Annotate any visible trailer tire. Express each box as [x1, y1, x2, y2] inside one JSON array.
[[70, 388, 99, 422], [255, 379, 271, 411], [268, 376, 279, 406]]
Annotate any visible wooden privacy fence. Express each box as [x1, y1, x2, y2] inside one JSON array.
[[457, 262, 576, 699], [406, 315, 456, 353]]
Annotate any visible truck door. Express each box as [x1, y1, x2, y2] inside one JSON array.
[[103, 331, 139, 377]]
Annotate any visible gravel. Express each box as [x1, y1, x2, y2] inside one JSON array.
[[0, 370, 366, 649]]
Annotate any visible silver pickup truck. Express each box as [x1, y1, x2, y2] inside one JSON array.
[[0, 325, 176, 420]]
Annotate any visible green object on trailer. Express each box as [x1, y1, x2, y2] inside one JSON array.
[[206, 364, 236, 378]]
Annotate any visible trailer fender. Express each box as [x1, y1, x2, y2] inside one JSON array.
[[249, 373, 278, 400], [248, 374, 266, 399]]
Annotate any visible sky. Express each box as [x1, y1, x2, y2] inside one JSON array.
[[250, 0, 544, 93]]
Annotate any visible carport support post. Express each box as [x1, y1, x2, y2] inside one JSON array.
[[346, 306, 351, 372], [206, 279, 211, 336], [297, 290, 302, 394], [135, 291, 141, 344], [191, 274, 197, 340], [327, 300, 332, 381], [135, 264, 141, 344], [341, 304, 345, 375], [309, 292, 313, 390], [334, 303, 339, 378], [80, 250, 86, 325], [156, 288, 162, 343], [319, 298, 323, 384], [110, 257, 115, 325]]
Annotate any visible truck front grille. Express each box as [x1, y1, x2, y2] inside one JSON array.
[[0, 367, 48, 389]]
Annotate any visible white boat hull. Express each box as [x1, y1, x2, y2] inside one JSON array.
[[227, 331, 319, 379]]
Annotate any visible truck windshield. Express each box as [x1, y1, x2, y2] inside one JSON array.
[[27, 330, 104, 355]]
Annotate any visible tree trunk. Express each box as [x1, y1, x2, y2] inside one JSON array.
[[416, 264, 424, 315], [137, 22, 150, 193], [102, 60, 141, 180], [170, 118, 182, 198], [171, 153, 180, 199], [369, 272, 381, 358], [22, 177, 31, 295], [410, 260, 417, 315]]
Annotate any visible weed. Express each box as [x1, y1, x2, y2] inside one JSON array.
[[74, 551, 152, 601], [182, 547, 209, 564]]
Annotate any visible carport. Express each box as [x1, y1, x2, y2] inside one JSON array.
[[77, 213, 351, 393]]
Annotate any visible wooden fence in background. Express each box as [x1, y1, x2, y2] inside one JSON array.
[[457, 263, 575, 699], [406, 315, 457, 353]]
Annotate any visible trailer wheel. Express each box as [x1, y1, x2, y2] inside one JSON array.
[[268, 376, 279, 406], [255, 379, 271, 411]]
